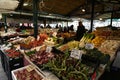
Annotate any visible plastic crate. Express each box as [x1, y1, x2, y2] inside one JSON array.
[[0, 50, 6, 71], [11, 65, 46, 80], [3, 52, 24, 80], [9, 55, 24, 71]]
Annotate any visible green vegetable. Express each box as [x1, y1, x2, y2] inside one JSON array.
[[41, 51, 93, 80], [25, 50, 36, 56]]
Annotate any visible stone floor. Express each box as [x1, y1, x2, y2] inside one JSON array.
[[0, 55, 8, 80]]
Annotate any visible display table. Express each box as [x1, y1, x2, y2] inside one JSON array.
[[20, 48, 59, 80]]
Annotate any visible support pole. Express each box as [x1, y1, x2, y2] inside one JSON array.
[[110, 5, 114, 27], [33, 0, 39, 39], [90, 0, 95, 32], [43, 19, 46, 28], [67, 21, 68, 27], [110, 11, 113, 27], [3, 14, 7, 33]]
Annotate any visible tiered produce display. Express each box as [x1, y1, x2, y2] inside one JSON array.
[[58, 40, 79, 52], [1, 26, 120, 80], [57, 32, 76, 43], [91, 36, 105, 48], [44, 37, 64, 46], [20, 33, 48, 49], [41, 51, 98, 80], [57, 32, 75, 38], [93, 27, 120, 40], [4, 49, 21, 58], [92, 27, 120, 60], [98, 40, 120, 59], [26, 50, 54, 65], [79, 33, 94, 48]]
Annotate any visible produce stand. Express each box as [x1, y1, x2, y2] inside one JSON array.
[[20, 48, 59, 80], [19, 46, 102, 80], [0, 27, 120, 80]]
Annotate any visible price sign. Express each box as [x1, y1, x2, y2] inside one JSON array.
[[37, 35, 40, 41], [70, 49, 82, 60], [46, 46, 52, 53], [85, 43, 94, 49]]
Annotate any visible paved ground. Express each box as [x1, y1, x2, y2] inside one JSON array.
[[0, 55, 8, 80]]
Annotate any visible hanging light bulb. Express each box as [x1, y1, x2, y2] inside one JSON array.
[[99, 18, 103, 21], [82, 9, 85, 12], [23, 3, 29, 6]]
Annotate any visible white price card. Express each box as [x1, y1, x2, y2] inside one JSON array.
[[70, 49, 82, 60], [46, 46, 52, 53], [37, 35, 40, 41], [85, 43, 94, 49]]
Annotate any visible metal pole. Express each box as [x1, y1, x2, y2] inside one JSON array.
[[67, 21, 68, 27], [3, 14, 7, 33], [33, 0, 39, 39], [110, 11, 113, 27], [90, 0, 95, 32]]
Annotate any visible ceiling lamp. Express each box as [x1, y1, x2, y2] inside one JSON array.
[[82, 9, 85, 12], [23, 3, 29, 6], [0, 0, 19, 11], [99, 18, 103, 21]]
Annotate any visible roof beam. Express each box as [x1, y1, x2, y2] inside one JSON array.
[[98, 0, 120, 4], [71, 9, 120, 17]]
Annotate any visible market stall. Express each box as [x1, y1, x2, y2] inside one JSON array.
[[1, 26, 120, 80], [0, 0, 120, 80]]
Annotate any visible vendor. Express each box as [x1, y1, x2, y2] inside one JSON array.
[[76, 21, 86, 41]]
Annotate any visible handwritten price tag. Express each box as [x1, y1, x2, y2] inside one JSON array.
[[85, 43, 94, 49], [70, 49, 82, 60]]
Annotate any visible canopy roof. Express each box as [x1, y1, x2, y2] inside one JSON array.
[[2, 0, 120, 20]]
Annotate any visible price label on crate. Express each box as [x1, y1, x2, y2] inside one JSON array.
[[70, 49, 82, 60], [46, 46, 52, 53]]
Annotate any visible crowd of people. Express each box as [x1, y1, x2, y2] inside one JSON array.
[[42, 21, 87, 41]]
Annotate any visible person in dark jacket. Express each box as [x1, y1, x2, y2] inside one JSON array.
[[76, 21, 86, 41]]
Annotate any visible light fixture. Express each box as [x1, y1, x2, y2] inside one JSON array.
[[0, 14, 2, 19], [99, 18, 103, 20], [48, 14, 52, 15], [23, 3, 28, 6], [82, 9, 85, 12]]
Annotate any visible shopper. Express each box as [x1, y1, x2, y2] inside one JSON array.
[[76, 21, 86, 41], [69, 25, 74, 31]]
